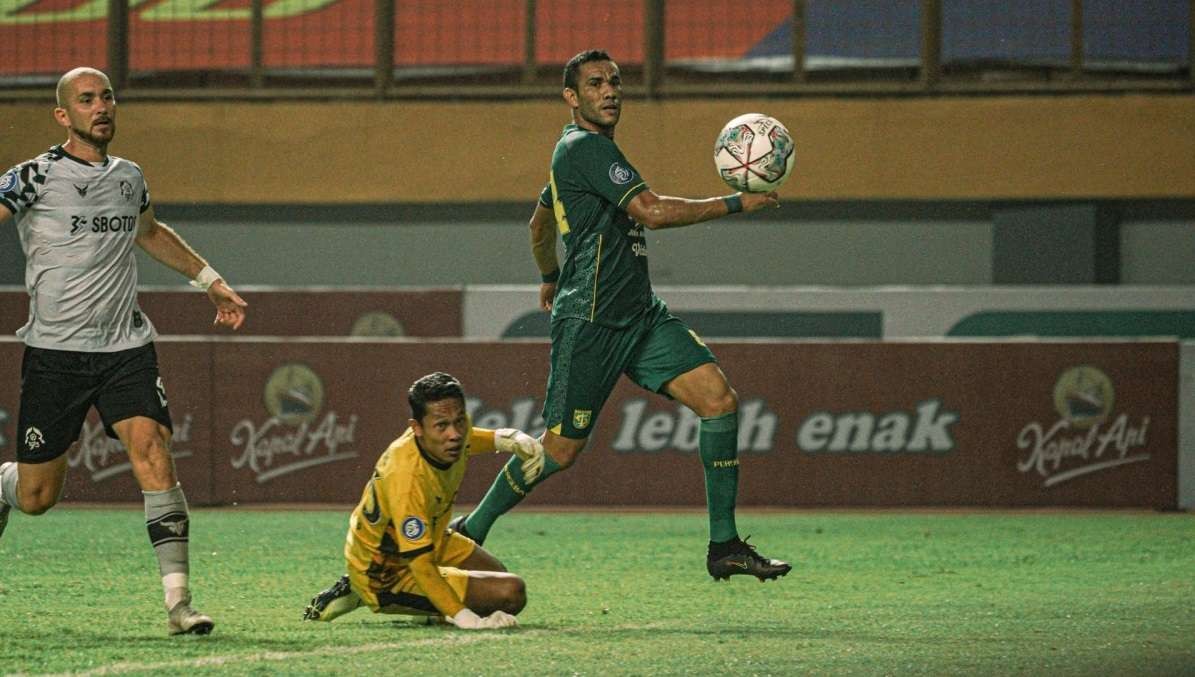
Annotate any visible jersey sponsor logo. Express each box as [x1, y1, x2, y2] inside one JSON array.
[[572, 409, 592, 430], [401, 516, 426, 540], [608, 162, 634, 185], [0, 170, 16, 193], [119, 180, 134, 201], [24, 426, 44, 451], [70, 214, 138, 234], [73, 183, 90, 197]]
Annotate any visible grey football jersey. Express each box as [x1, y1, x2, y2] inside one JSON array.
[[0, 146, 157, 352]]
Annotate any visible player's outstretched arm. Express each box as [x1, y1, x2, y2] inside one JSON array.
[[135, 207, 247, 330], [529, 202, 559, 311], [627, 189, 779, 231], [408, 553, 519, 629], [466, 427, 546, 482]]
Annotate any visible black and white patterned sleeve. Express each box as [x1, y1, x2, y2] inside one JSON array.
[[0, 160, 45, 215]]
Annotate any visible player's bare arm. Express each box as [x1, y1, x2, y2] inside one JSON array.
[[135, 207, 247, 330], [0, 203, 11, 224], [529, 202, 559, 311], [627, 189, 779, 230], [406, 551, 467, 619]]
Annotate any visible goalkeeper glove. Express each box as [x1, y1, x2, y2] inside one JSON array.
[[494, 428, 545, 483], [449, 608, 519, 630]]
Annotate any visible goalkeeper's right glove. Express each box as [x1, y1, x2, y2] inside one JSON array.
[[449, 608, 519, 630], [494, 428, 545, 483]]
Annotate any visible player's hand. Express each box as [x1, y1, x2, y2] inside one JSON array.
[[449, 608, 518, 630], [539, 282, 556, 312], [479, 610, 519, 629], [494, 428, 545, 483], [740, 191, 780, 212], [206, 279, 248, 330], [449, 608, 484, 629]]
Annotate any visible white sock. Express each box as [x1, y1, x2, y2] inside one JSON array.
[[164, 574, 189, 609], [0, 462, 20, 511]]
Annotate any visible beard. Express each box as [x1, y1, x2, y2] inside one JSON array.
[[71, 122, 114, 149], [580, 106, 618, 131]]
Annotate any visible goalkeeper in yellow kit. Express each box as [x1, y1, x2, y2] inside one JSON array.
[[303, 372, 545, 629]]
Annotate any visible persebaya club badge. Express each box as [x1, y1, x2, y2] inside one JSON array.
[[572, 409, 592, 430]]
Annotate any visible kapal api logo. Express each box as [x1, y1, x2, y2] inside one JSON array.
[[350, 311, 405, 337], [230, 363, 359, 484], [1015, 365, 1150, 487], [263, 363, 325, 425]]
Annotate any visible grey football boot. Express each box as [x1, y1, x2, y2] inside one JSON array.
[[168, 592, 215, 636]]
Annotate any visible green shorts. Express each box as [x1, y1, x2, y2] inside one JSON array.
[[542, 301, 716, 438]]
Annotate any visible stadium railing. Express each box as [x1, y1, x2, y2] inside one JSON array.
[[0, 0, 1190, 100]]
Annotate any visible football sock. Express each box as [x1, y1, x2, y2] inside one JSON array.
[[0, 461, 21, 511], [699, 411, 740, 544], [144, 483, 191, 609], [464, 452, 562, 544]]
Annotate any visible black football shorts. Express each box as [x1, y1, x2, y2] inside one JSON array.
[[16, 343, 173, 464]]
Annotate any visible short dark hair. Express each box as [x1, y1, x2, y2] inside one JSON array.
[[408, 372, 465, 421], [563, 49, 612, 91]]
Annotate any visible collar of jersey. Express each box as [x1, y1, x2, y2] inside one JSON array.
[[51, 145, 111, 168]]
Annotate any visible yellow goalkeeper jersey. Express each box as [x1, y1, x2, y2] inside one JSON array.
[[344, 424, 498, 586]]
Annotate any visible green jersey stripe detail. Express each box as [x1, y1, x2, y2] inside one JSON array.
[[549, 170, 571, 235], [590, 233, 603, 321], [617, 181, 647, 208]]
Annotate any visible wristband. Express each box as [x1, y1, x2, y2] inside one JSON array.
[[541, 268, 560, 284], [723, 194, 743, 214], [189, 264, 221, 290]]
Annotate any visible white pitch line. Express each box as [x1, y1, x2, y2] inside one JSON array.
[[14, 632, 518, 677]]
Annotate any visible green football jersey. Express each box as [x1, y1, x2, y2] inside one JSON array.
[[542, 123, 654, 328]]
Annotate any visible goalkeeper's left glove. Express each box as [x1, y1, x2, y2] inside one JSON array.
[[494, 428, 545, 483]]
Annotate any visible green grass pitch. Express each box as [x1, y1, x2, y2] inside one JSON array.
[[1, 508, 1193, 675]]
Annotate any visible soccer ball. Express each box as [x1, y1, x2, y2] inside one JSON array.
[[714, 113, 796, 192]]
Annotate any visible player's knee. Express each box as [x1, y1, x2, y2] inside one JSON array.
[[549, 446, 579, 469], [695, 388, 738, 419], [545, 437, 585, 469], [20, 482, 62, 515], [501, 576, 527, 615]]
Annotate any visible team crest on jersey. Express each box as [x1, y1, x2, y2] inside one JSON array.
[[24, 426, 44, 451], [572, 409, 592, 430], [608, 162, 634, 185], [401, 516, 426, 540], [119, 180, 134, 201], [0, 170, 16, 193]]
